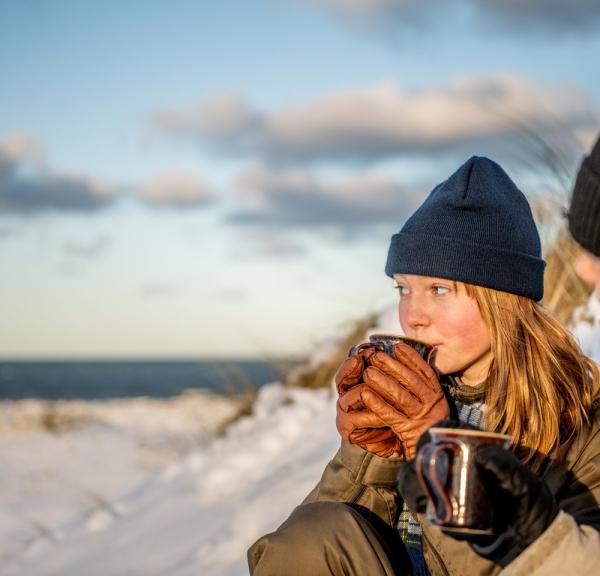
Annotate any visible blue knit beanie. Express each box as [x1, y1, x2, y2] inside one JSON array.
[[385, 156, 546, 301]]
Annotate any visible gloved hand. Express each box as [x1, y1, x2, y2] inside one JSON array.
[[360, 343, 448, 458], [397, 421, 559, 567], [336, 384, 402, 457], [335, 347, 400, 455], [469, 445, 558, 566], [334, 345, 378, 397]]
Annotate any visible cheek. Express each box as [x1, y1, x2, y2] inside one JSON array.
[[454, 323, 489, 354], [457, 318, 490, 356], [439, 306, 490, 356]]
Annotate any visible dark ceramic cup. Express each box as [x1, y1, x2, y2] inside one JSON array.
[[415, 427, 512, 535]]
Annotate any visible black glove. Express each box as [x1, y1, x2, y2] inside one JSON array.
[[469, 445, 558, 566], [397, 423, 559, 567]]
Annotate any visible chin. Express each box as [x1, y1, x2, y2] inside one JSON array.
[[431, 361, 448, 375], [431, 358, 460, 376]]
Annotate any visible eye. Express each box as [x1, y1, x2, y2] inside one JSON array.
[[432, 285, 450, 295], [393, 283, 410, 296]]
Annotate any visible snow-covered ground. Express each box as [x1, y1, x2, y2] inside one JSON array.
[[1, 383, 339, 576], [0, 390, 254, 574], [1, 299, 597, 576]]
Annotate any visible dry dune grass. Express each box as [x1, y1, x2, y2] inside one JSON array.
[[284, 315, 378, 389], [543, 228, 592, 323]]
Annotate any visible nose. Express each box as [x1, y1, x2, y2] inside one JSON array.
[[399, 295, 431, 335]]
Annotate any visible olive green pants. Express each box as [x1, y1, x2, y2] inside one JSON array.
[[248, 501, 408, 575]]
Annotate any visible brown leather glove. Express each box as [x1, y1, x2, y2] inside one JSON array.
[[334, 345, 378, 397], [335, 346, 400, 455], [360, 342, 449, 459], [336, 384, 401, 456]]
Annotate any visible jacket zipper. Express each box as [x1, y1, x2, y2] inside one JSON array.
[[422, 530, 450, 576]]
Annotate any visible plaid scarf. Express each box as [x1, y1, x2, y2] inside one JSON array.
[[398, 380, 486, 576]]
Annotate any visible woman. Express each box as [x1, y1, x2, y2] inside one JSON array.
[[247, 156, 600, 575]]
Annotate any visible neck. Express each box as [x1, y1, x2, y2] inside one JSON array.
[[456, 374, 485, 387]]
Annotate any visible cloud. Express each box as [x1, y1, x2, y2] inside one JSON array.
[[137, 170, 215, 208], [229, 165, 422, 233], [0, 135, 115, 216], [476, 0, 600, 32], [0, 134, 44, 168], [154, 92, 262, 160], [155, 73, 594, 166], [0, 134, 219, 216], [308, 0, 600, 34]]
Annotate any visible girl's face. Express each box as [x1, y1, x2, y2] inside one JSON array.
[[394, 274, 492, 386]]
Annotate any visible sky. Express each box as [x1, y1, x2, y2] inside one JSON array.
[[1, 0, 600, 359]]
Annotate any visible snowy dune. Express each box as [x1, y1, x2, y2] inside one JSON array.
[[1, 384, 338, 576]]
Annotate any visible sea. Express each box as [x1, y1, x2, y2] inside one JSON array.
[[0, 359, 297, 401]]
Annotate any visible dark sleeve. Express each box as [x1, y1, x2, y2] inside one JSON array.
[[555, 409, 600, 528]]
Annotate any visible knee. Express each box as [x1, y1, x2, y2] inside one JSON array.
[[255, 501, 358, 549], [248, 502, 361, 573]]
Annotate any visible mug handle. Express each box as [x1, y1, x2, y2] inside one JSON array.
[[415, 442, 458, 524]]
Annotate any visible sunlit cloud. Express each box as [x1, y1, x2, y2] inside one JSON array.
[[154, 91, 261, 159], [155, 73, 594, 166], [137, 170, 215, 208], [0, 134, 220, 216], [0, 135, 115, 216], [229, 165, 422, 233]]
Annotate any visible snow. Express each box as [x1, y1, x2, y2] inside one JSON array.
[[0, 374, 339, 576], [1, 302, 597, 576], [0, 390, 259, 575], [571, 293, 600, 363]]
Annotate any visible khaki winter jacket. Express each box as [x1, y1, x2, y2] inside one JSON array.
[[302, 401, 600, 576]]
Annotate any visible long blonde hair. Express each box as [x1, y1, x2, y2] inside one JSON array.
[[466, 284, 599, 471]]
